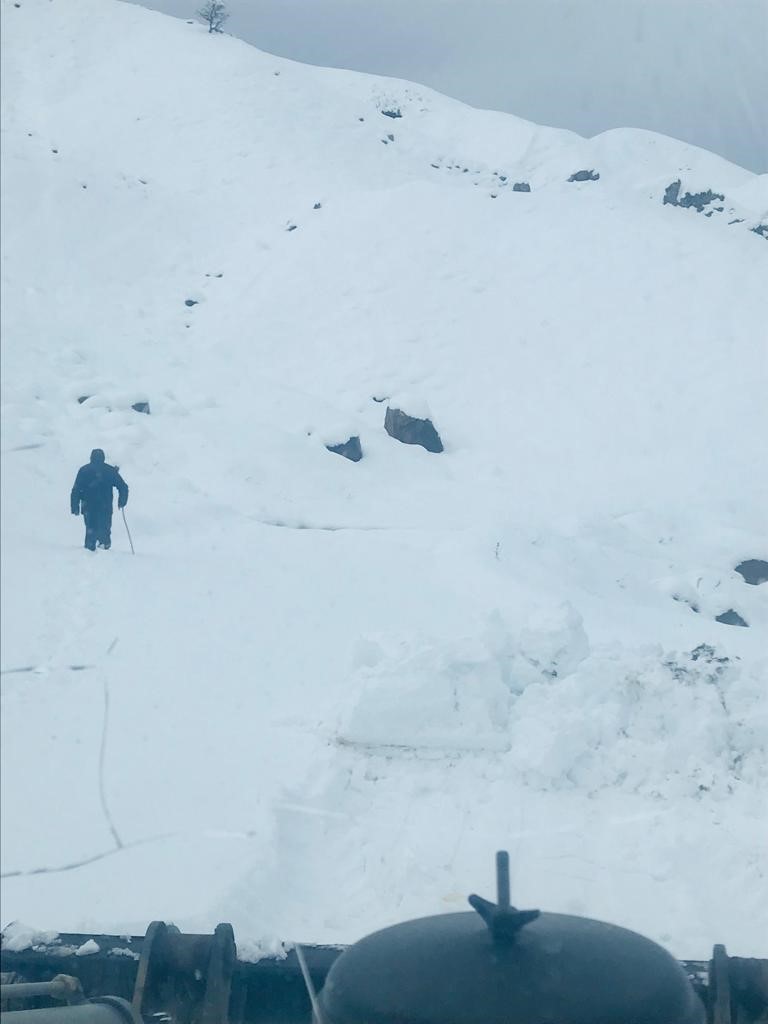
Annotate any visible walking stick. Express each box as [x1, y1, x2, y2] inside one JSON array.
[[121, 507, 135, 555]]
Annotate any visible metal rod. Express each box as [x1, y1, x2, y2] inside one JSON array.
[[1, 976, 83, 1003], [295, 944, 326, 1024], [496, 850, 511, 909], [120, 509, 135, 555]]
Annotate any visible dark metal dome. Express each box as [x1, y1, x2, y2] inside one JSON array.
[[319, 852, 705, 1024]]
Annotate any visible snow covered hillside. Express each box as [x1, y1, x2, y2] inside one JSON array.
[[2, 0, 767, 959]]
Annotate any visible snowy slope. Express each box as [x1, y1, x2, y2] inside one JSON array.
[[1, 0, 767, 959]]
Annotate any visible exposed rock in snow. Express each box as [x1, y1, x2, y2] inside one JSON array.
[[663, 180, 725, 212], [735, 559, 768, 585], [568, 169, 600, 182], [384, 406, 443, 453], [326, 436, 362, 462], [715, 609, 749, 627]]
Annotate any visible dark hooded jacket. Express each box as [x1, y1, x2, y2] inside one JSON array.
[[71, 449, 129, 514]]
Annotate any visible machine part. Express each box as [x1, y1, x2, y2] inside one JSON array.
[[0, 977, 84, 1006], [467, 850, 541, 942], [713, 944, 734, 1024], [294, 945, 326, 1024], [319, 852, 704, 1024], [1, 927, 340, 1024], [130, 920, 236, 1024], [318, 913, 705, 1024], [2, 996, 140, 1024], [2, 922, 767, 1024], [710, 946, 768, 1024], [200, 923, 236, 1024]]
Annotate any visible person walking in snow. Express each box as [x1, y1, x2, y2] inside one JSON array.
[[71, 449, 129, 551]]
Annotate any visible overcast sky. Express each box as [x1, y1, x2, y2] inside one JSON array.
[[135, 0, 768, 173]]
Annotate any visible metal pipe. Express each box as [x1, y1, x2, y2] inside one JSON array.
[[0, 977, 83, 1005], [1, 997, 140, 1024]]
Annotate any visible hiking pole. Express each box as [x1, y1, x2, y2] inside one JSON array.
[[121, 508, 135, 555]]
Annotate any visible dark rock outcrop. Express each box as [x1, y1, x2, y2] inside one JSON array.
[[513, 182, 531, 192], [715, 609, 749, 627], [663, 180, 725, 212], [77, 396, 91, 404], [568, 169, 600, 182], [735, 559, 768, 585], [385, 407, 443, 453], [132, 401, 150, 415], [381, 108, 402, 119], [184, 298, 198, 307], [326, 436, 362, 462]]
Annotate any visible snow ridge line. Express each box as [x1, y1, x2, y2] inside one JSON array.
[[1, 665, 94, 675]]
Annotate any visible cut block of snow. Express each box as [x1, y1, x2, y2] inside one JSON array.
[[484, 605, 591, 693], [505, 643, 765, 796], [338, 634, 512, 752]]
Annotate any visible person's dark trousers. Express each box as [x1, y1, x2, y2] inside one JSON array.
[[83, 504, 113, 550]]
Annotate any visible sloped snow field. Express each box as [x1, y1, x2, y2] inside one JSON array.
[[2, 0, 767, 958]]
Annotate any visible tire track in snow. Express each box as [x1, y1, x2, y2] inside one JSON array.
[[98, 637, 123, 850], [2, 539, 126, 876], [0, 832, 174, 879]]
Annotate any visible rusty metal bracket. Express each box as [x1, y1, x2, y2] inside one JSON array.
[[199, 924, 236, 1024], [130, 920, 166, 1020], [712, 944, 733, 1024]]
